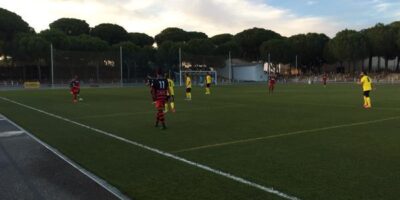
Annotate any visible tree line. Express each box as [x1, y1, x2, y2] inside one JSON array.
[[1, 7, 400, 80]]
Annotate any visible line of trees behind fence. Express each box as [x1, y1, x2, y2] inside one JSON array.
[[1, 7, 400, 82]]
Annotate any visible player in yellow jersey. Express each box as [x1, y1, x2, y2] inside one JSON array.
[[185, 74, 192, 100], [164, 73, 176, 113], [358, 71, 372, 109], [205, 72, 212, 95]]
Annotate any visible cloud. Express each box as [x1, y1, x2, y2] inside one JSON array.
[[0, 0, 340, 37], [364, 0, 400, 23], [371, 0, 391, 12], [307, 1, 318, 6]]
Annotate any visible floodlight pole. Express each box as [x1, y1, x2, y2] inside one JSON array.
[[50, 44, 54, 88], [229, 51, 232, 83], [179, 47, 182, 86], [268, 53, 271, 75], [295, 55, 298, 76], [120, 46, 123, 87]]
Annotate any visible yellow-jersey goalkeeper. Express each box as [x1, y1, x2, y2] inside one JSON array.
[[185, 74, 192, 100], [358, 71, 372, 109], [205, 73, 212, 95], [164, 74, 176, 113]]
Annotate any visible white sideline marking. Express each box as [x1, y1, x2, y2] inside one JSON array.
[[0, 130, 24, 138], [0, 114, 130, 200], [173, 115, 400, 153], [0, 97, 300, 200]]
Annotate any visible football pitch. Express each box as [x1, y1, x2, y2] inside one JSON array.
[[1, 83, 400, 200]]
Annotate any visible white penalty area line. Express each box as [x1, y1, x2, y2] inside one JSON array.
[[0, 97, 301, 200], [172, 115, 400, 153], [0, 114, 131, 200]]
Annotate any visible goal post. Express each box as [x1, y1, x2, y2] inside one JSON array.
[[176, 70, 218, 86]]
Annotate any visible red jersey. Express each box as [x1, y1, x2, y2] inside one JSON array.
[[322, 75, 327, 85], [70, 79, 80, 94], [269, 77, 276, 85]]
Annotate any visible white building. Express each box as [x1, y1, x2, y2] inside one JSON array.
[[217, 59, 268, 82]]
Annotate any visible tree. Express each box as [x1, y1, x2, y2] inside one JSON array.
[[381, 25, 398, 71], [154, 28, 208, 45], [91, 23, 128, 45], [390, 21, 400, 71], [0, 8, 30, 40], [211, 34, 234, 46], [360, 29, 374, 72], [128, 32, 154, 47], [329, 29, 367, 73], [155, 27, 188, 45], [260, 38, 293, 65], [213, 40, 242, 57], [363, 23, 397, 71], [68, 34, 109, 51], [183, 38, 221, 67], [397, 31, 400, 71], [184, 38, 214, 55], [234, 27, 282, 60], [114, 42, 156, 79], [323, 43, 337, 65], [155, 41, 184, 70], [289, 33, 330, 72], [15, 34, 50, 80], [186, 31, 208, 40], [113, 41, 142, 80], [140, 46, 157, 73], [39, 29, 70, 50], [49, 18, 90, 36], [0, 7, 31, 56], [0, 39, 3, 52]]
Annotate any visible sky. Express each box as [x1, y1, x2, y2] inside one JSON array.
[[1, 0, 399, 38]]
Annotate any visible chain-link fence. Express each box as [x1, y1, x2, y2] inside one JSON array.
[[0, 47, 232, 88], [53, 49, 121, 86], [180, 51, 228, 85]]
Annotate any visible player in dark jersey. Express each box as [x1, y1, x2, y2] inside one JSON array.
[[70, 75, 81, 103], [150, 73, 169, 130]]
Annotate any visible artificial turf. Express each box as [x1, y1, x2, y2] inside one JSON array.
[[1, 83, 399, 200]]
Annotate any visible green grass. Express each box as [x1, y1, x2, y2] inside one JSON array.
[[1, 83, 400, 200]]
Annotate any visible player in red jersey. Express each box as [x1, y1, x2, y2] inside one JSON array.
[[268, 74, 276, 94], [322, 73, 328, 87], [69, 75, 80, 103], [150, 73, 169, 130]]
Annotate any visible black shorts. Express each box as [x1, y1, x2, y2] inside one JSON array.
[[206, 83, 211, 88], [186, 88, 191, 93], [363, 90, 371, 97], [167, 95, 175, 102]]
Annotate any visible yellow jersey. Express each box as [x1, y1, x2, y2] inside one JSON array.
[[206, 75, 212, 84], [360, 75, 372, 91], [167, 78, 175, 96], [186, 77, 192, 88]]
